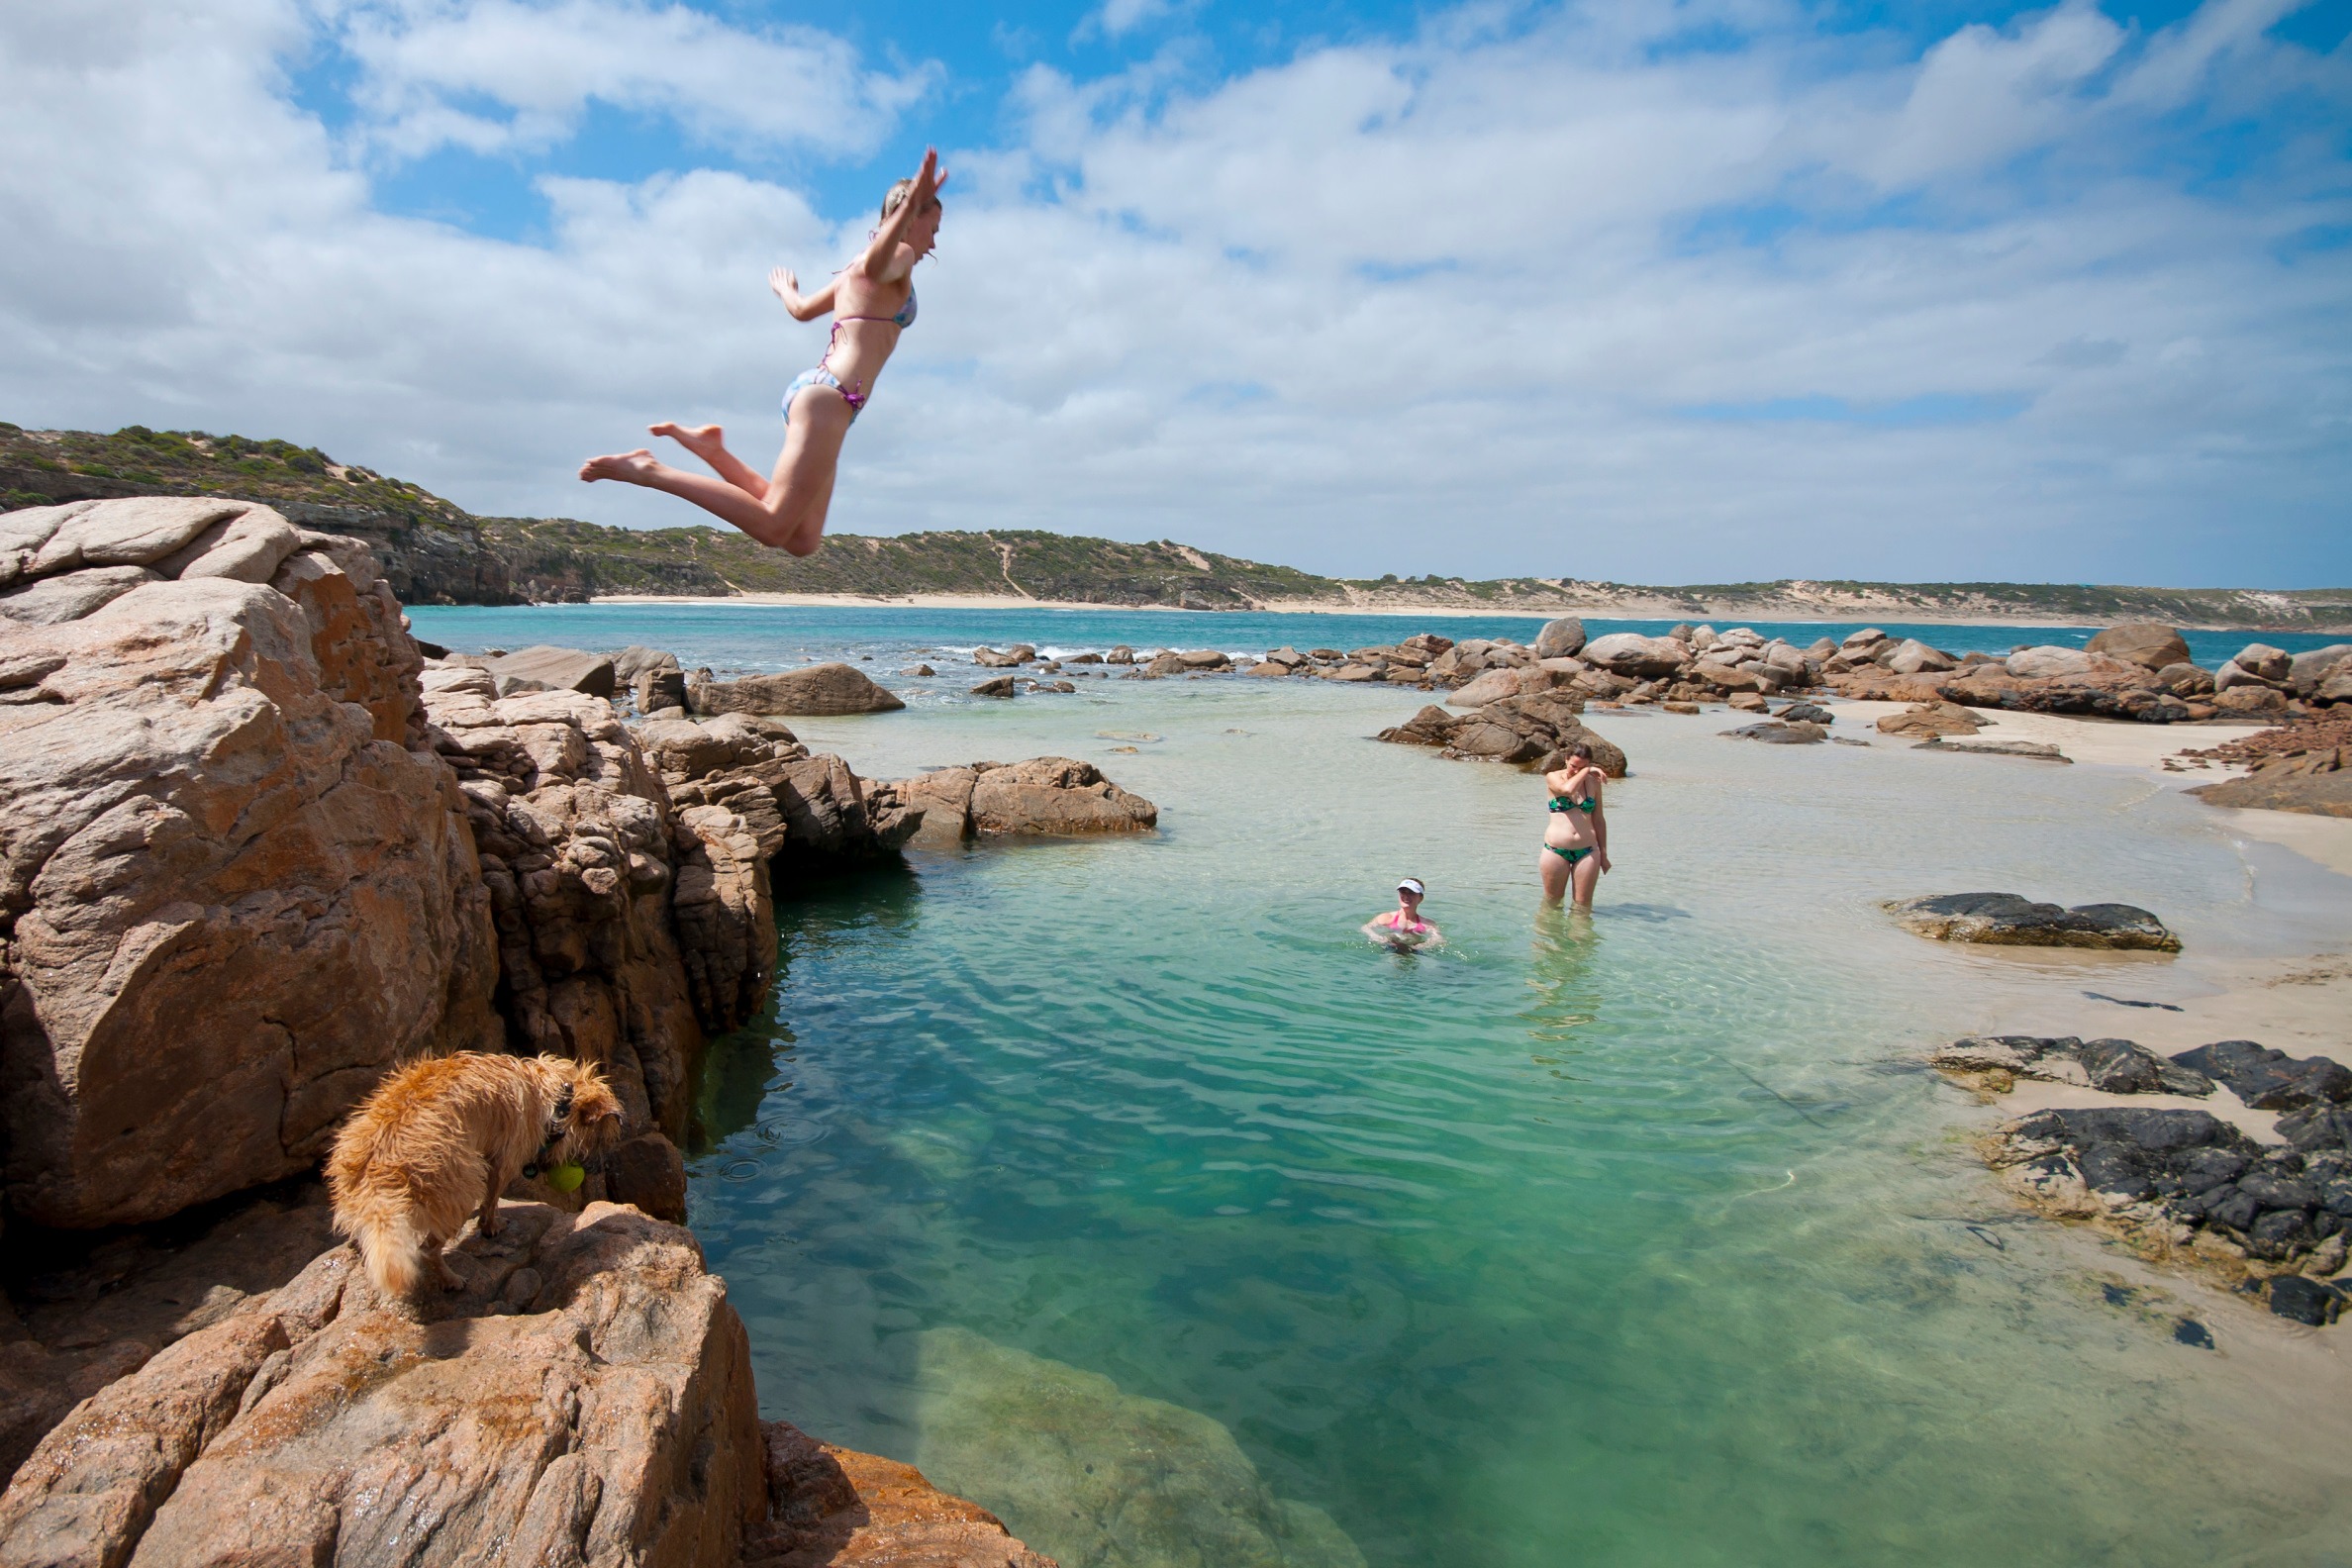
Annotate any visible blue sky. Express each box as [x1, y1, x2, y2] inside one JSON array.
[[3, 0, 2348, 586]]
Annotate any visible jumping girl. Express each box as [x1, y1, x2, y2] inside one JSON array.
[[578, 147, 946, 557], [1538, 742, 1611, 908]]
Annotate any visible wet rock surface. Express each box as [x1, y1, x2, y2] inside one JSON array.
[[1932, 1035, 2214, 1096], [0, 1201, 764, 1567], [1987, 1106, 2352, 1312], [1886, 893, 2182, 951], [746, 1420, 1057, 1568], [2170, 1039, 2352, 1112]]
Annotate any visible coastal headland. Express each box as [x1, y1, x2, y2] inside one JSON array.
[[6, 491, 2352, 1563], [8, 423, 2348, 630]]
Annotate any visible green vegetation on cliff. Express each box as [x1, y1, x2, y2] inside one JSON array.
[[6, 423, 2347, 628]]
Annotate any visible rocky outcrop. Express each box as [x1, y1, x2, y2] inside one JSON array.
[[0, 1202, 765, 1567], [900, 759, 1158, 843], [1876, 701, 1982, 738], [1826, 656, 2192, 723], [1, 501, 500, 1229], [1886, 893, 2181, 950], [746, 1421, 1057, 1568], [690, 663, 904, 717], [1722, 720, 1826, 744], [1931, 1035, 2214, 1096], [418, 669, 705, 1135], [1376, 696, 1628, 776], [2190, 747, 2352, 818], [1987, 1107, 2352, 1311]]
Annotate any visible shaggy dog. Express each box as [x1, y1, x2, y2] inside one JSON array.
[[327, 1052, 626, 1300]]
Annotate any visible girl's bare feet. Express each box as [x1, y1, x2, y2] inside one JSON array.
[[579, 448, 660, 483], [649, 422, 729, 465]]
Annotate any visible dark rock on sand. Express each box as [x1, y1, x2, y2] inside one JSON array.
[[1887, 893, 2181, 950], [2169, 1040, 2352, 1112], [971, 675, 1018, 698], [2277, 1105, 2352, 1154], [1779, 702, 1833, 725], [691, 661, 904, 716], [1932, 1036, 2214, 1096], [2269, 1275, 2343, 1326]]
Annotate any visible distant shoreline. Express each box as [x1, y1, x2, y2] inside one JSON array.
[[584, 591, 2352, 634]]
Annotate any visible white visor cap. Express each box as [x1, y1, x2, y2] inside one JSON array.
[[1397, 878, 1426, 897]]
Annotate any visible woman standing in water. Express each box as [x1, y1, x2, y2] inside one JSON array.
[[578, 148, 947, 557], [1539, 742, 1610, 908]]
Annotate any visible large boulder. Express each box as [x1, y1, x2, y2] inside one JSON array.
[[1446, 667, 1527, 708], [691, 662, 904, 717], [1582, 633, 1686, 678], [1532, 617, 1587, 660], [0, 1203, 765, 1568], [1378, 695, 1627, 777], [1877, 701, 1982, 738], [1882, 638, 1956, 676], [2, 570, 498, 1230], [637, 714, 924, 870], [2232, 643, 2293, 683], [2087, 623, 2192, 672], [486, 643, 618, 699], [0, 565, 157, 626], [2287, 644, 2352, 698], [2170, 1039, 2352, 1112], [965, 758, 1159, 837], [2005, 646, 2097, 679], [2190, 748, 2352, 818], [1885, 893, 2181, 951]]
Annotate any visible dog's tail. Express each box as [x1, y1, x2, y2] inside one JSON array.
[[336, 1193, 431, 1299]]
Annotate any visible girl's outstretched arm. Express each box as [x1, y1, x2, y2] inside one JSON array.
[[770, 267, 837, 323], [857, 147, 948, 281]]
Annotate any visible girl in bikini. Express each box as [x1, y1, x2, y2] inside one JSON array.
[[1539, 742, 1611, 908], [578, 148, 946, 557], [1364, 878, 1444, 952]]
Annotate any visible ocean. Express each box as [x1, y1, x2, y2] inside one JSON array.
[[410, 603, 2352, 1567]]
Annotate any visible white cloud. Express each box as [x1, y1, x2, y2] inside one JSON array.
[[0, 0, 2345, 586], [329, 0, 936, 160]]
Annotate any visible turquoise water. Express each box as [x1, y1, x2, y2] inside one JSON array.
[[413, 606, 2352, 1566]]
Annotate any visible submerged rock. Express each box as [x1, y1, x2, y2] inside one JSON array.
[[0, 1203, 765, 1566], [1886, 893, 2181, 951], [909, 1325, 1365, 1568], [1933, 1036, 2214, 1096]]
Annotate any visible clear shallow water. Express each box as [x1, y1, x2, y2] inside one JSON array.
[[414, 605, 2352, 1565]]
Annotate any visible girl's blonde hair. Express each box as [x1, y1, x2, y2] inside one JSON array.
[[881, 178, 916, 220]]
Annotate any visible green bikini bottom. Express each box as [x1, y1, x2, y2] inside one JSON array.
[[1546, 842, 1593, 866]]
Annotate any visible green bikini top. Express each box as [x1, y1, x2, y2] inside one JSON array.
[[1548, 796, 1598, 815]]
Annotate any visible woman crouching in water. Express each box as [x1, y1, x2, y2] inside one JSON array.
[[1539, 742, 1610, 908], [579, 147, 946, 557]]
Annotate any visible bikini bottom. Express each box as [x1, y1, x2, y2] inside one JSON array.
[[1546, 842, 1592, 866], [783, 367, 864, 425]]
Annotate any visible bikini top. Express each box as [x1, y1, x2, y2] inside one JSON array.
[[1548, 796, 1598, 814], [838, 291, 917, 331]]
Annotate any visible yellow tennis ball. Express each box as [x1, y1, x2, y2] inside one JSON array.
[[546, 1162, 586, 1194]]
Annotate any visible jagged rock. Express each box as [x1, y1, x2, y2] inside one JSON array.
[[602, 1131, 689, 1225], [2157, 661, 2215, 697], [2190, 747, 2352, 818], [972, 675, 1018, 697], [691, 662, 904, 717], [670, 803, 774, 1037], [2169, 1040, 2352, 1112], [419, 674, 702, 1133], [1377, 696, 1628, 776], [487, 643, 618, 698], [1532, 617, 1587, 659], [2088, 623, 2192, 672], [745, 1420, 1057, 1568], [1693, 659, 1776, 693], [2, 579, 498, 1229], [2287, 644, 2352, 698], [0, 1203, 765, 1567], [973, 646, 1026, 668], [2268, 1275, 2343, 1325], [1886, 893, 2181, 950], [1932, 1035, 2214, 1095], [633, 665, 687, 713], [1877, 701, 1981, 737], [2231, 643, 2293, 683], [3, 497, 248, 581], [607, 645, 680, 683], [1827, 661, 2189, 724]]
